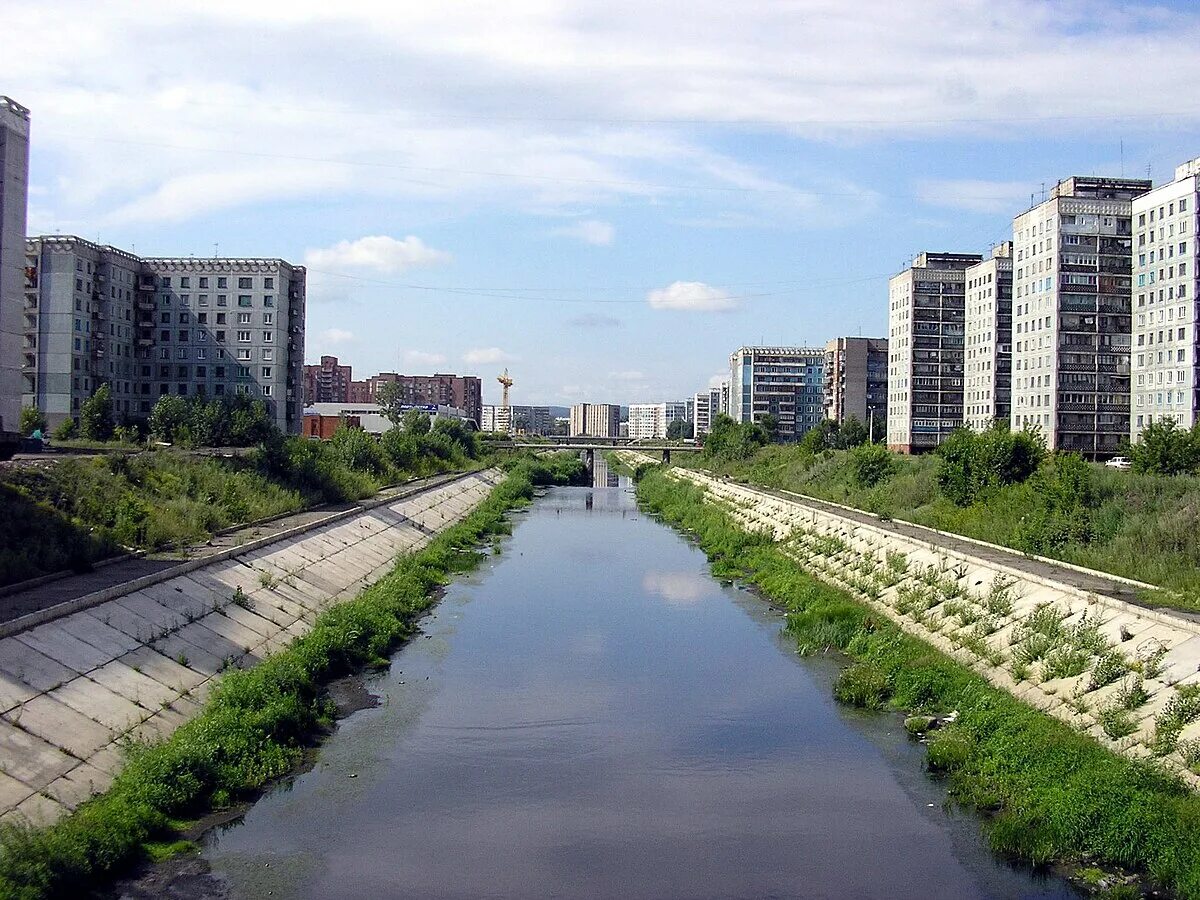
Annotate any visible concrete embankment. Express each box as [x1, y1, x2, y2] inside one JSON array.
[[621, 452, 1200, 785], [0, 469, 504, 827]]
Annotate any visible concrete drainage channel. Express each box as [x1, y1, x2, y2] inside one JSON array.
[[619, 451, 1200, 788], [0, 468, 505, 827]]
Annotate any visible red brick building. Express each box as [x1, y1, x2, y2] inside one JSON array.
[[302, 355, 353, 404], [302, 412, 360, 440], [347, 372, 482, 426]]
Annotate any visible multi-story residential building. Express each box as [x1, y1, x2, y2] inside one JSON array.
[[692, 391, 713, 436], [964, 243, 1014, 431], [887, 252, 981, 452], [0, 97, 30, 433], [1011, 177, 1149, 456], [627, 402, 690, 440], [303, 355, 353, 404], [824, 337, 888, 436], [22, 236, 306, 432], [350, 372, 482, 427], [728, 346, 825, 441], [569, 403, 620, 438], [481, 404, 550, 435], [1131, 158, 1200, 442]]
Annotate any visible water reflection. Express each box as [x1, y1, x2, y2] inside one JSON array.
[[200, 485, 1073, 900]]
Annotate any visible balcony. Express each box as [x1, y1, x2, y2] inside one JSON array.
[[136, 296, 155, 312]]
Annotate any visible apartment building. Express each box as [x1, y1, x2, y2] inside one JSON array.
[[824, 337, 888, 435], [1011, 177, 1149, 456], [569, 403, 620, 438], [627, 402, 690, 440], [729, 346, 825, 441], [22, 236, 306, 432], [303, 354, 353, 404], [963, 242, 1014, 431], [693, 391, 713, 436], [1131, 157, 1200, 442], [351, 372, 482, 427], [0, 97, 30, 432], [481, 404, 550, 435], [887, 252, 981, 452]]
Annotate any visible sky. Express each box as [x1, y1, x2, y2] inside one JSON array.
[[4, 0, 1200, 407]]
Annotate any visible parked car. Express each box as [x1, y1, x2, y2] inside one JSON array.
[[1104, 456, 1132, 470]]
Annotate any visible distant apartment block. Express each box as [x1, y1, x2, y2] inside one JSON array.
[[964, 242, 1014, 431], [729, 346, 825, 441], [627, 402, 690, 440], [481, 404, 550, 435], [887, 252, 980, 452], [0, 97, 30, 432], [303, 355, 353, 404], [349, 372, 482, 427], [693, 387, 724, 436], [22, 236, 306, 432], [569, 403, 620, 438], [1131, 157, 1200, 442], [824, 337, 888, 434], [1011, 177, 1149, 456]]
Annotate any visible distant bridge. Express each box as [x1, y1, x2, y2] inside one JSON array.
[[482, 439, 701, 464]]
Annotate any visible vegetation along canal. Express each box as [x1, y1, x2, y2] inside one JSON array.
[[186, 463, 1073, 899]]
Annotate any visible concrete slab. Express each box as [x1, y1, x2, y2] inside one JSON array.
[[43, 761, 113, 810], [13, 790, 65, 827], [50, 677, 149, 732], [119, 646, 208, 694], [149, 633, 225, 678], [170, 622, 248, 670], [112, 592, 188, 635], [0, 719, 79, 788], [192, 612, 268, 655], [219, 603, 280, 640], [86, 600, 161, 644], [59, 611, 142, 657], [87, 660, 179, 710], [7, 694, 116, 758], [0, 769, 35, 811], [0, 639, 77, 692], [16, 624, 112, 675]]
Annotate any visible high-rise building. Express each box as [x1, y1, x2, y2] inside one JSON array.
[[481, 404, 550, 435], [0, 97, 30, 433], [728, 346, 825, 441], [350, 372, 482, 427], [693, 391, 713, 436], [1011, 177, 1149, 456], [22, 236, 306, 432], [569, 403, 620, 438], [887, 252, 981, 453], [1131, 158, 1200, 442], [824, 337, 888, 435], [627, 402, 690, 440], [303, 355, 353, 404], [963, 242, 1014, 431]]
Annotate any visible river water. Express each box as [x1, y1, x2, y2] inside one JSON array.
[[194, 463, 1073, 899]]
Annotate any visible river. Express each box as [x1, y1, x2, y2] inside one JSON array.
[[189, 462, 1073, 899]]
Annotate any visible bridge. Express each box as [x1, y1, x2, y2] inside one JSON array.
[[481, 439, 702, 465]]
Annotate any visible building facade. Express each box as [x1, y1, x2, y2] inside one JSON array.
[[887, 252, 981, 453], [627, 402, 690, 440], [22, 236, 306, 432], [1131, 158, 1200, 442], [692, 390, 714, 436], [481, 404, 550, 435], [963, 242, 1014, 431], [0, 97, 30, 432], [349, 372, 482, 427], [1011, 177, 1149, 456], [569, 403, 620, 438], [303, 355, 353, 404], [823, 337, 888, 435], [728, 346, 825, 441]]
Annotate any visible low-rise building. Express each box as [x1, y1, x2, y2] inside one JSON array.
[[305, 401, 471, 436], [824, 337, 888, 435], [728, 346, 825, 441]]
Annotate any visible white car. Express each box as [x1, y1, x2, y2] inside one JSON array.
[[1104, 456, 1131, 470]]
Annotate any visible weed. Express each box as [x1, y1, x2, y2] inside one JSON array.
[[231, 587, 252, 610], [1042, 645, 1092, 681], [175, 652, 189, 668], [1114, 677, 1150, 711], [885, 551, 909, 576], [257, 571, 276, 590], [1089, 651, 1129, 691], [1137, 641, 1170, 680], [984, 575, 1017, 617], [1098, 704, 1137, 740]]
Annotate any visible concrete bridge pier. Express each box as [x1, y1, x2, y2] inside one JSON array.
[[661, 448, 671, 464], [583, 448, 595, 474]]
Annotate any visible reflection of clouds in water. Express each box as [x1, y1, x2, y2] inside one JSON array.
[[642, 571, 710, 605]]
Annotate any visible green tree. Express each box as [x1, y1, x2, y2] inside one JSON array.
[[374, 381, 404, 426], [936, 423, 1045, 507], [53, 418, 78, 440], [836, 415, 869, 449], [148, 394, 189, 443], [799, 419, 838, 454], [79, 383, 115, 441], [431, 416, 478, 457], [666, 418, 693, 440], [849, 442, 897, 488], [703, 414, 768, 461], [19, 405, 47, 437], [1130, 419, 1200, 475], [402, 408, 431, 435], [758, 413, 780, 442]]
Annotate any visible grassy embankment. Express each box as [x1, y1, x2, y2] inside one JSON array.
[[0, 456, 586, 900], [637, 466, 1200, 897], [684, 444, 1200, 609], [0, 426, 501, 590]]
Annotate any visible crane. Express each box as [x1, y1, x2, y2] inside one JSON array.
[[497, 368, 513, 409]]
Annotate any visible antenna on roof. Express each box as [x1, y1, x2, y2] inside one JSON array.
[[213, 242, 219, 258], [1120, 139, 1125, 176]]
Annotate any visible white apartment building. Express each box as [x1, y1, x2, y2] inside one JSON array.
[[693, 389, 721, 436], [963, 242, 1014, 431], [628, 402, 690, 440], [887, 252, 981, 453], [1010, 177, 1149, 456], [569, 403, 620, 438], [1131, 157, 1200, 442], [0, 97, 30, 432], [22, 236, 306, 432]]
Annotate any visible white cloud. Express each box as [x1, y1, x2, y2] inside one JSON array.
[[403, 350, 447, 367], [304, 235, 452, 273], [642, 572, 708, 605], [551, 219, 615, 246], [915, 178, 1038, 214], [319, 327, 355, 345], [646, 281, 738, 313], [707, 372, 727, 389], [463, 347, 516, 365]]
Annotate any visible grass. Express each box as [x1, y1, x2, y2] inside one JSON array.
[[637, 467, 1200, 896], [683, 443, 1200, 610], [0, 466, 544, 900]]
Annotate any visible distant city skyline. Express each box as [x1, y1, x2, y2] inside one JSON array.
[[5, 1, 1200, 407]]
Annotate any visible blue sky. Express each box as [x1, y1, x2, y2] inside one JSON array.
[[5, 0, 1200, 406]]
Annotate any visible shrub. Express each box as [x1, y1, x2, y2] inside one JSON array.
[[1016, 453, 1095, 555], [936, 423, 1045, 507], [18, 405, 47, 437], [702, 414, 769, 461], [1130, 419, 1200, 476], [848, 442, 896, 489], [53, 418, 78, 440], [79, 384, 115, 441]]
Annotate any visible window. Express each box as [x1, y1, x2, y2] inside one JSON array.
[[263, 385, 273, 397], [217, 277, 227, 289], [238, 295, 252, 307], [161, 277, 172, 288], [217, 312, 226, 324], [160, 329, 170, 341], [238, 312, 251, 324], [237, 330, 251, 342], [199, 277, 209, 289], [197, 348, 207, 360], [216, 330, 226, 342], [177, 348, 187, 360], [178, 330, 188, 342], [160, 312, 170, 323], [264, 277, 274, 289], [180, 277, 190, 288], [263, 295, 274, 308], [262, 331, 273, 343], [217, 295, 227, 306], [261, 366, 272, 378], [198, 295, 208, 306], [238, 365, 251, 377], [215, 366, 225, 378], [237, 348, 252, 360], [197, 312, 207, 324], [262, 349, 273, 361], [238, 277, 252, 289], [197, 365, 206, 377], [262, 312, 273, 325], [159, 348, 170, 360]]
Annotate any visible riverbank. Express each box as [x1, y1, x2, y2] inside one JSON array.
[[0, 470, 540, 900], [636, 467, 1200, 898]]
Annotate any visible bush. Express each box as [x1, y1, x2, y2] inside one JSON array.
[[329, 426, 391, 479], [702, 414, 769, 461], [149, 394, 275, 447], [1016, 453, 1094, 555], [53, 418, 78, 440], [849, 442, 896, 488], [1131, 419, 1200, 476], [19, 405, 47, 437], [936, 424, 1045, 506], [79, 384, 115, 441]]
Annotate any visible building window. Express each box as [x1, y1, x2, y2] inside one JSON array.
[[261, 366, 272, 378], [217, 277, 227, 289], [264, 277, 274, 289], [238, 365, 251, 378], [180, 277, 190, 288], [238, 312, 251, 324], [263, 312, 273, 325], [262, 349, 273, 361], [217, 295, 227, 306], [238, 295, 252, 307], [237, 330, 251, 342], [262, 331, 273, 343], [237, 348, 252, 360], [199, 277, 209, 289], [238, 277, 253, 289]]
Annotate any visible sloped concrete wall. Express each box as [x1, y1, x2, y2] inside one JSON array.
[[0, 469, 505, 826]]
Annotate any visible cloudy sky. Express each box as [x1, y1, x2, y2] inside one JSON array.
[[5, 0, 1200, 406]]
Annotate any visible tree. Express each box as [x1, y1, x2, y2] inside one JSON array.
[[1130, 419, 1200, 475], [149, 394, 189, 443], [799, 419, 838, 454], [849, 442, 897, 488], [703, 414, 768, 461], [666, 418, 693, 440], [936, 423, 1045, 507], [402, 408, 431, 435], [375, 381, 404, 427], [837, 415, 869, 449], [19, 405, 47, 437], [53, 418, 77, 440], [79, 384, 115, 441], [758, 413, 780, 442]]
